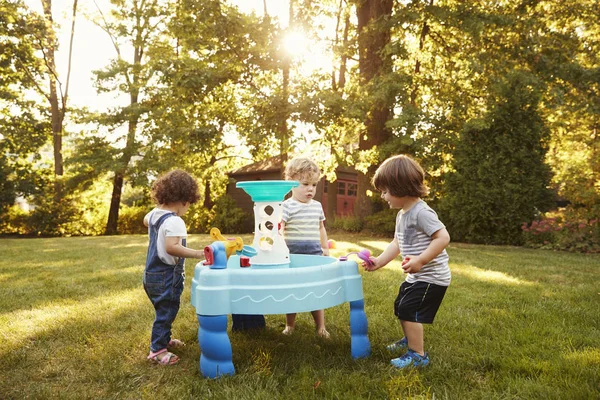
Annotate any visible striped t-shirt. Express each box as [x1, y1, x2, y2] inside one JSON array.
[[282, 198, 325, 242], [396, 200, 451, 286]]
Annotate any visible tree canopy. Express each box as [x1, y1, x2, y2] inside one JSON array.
[[1, 0, 598, 249]]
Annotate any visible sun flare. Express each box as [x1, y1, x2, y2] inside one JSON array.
[[282, 30, 311, 58], [281, 29, 334, 74]]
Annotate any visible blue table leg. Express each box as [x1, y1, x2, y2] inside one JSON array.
[[349, 299, 371, 359], [197, 314, 235, 378]]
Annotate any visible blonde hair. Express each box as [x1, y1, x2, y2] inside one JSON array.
[[372, 155, 428, 198], [284, 157, 320, 181]]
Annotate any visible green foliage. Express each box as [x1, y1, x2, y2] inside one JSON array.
[[174, 195, 252, 235], [328, 215, 364, 233], [0, 205, 29, 235], [24, 188, 106, 237], [363, 208, 397, 236], [116, 206, 147, 235], [440, 72, 554, 245], [522, 206, 600, 253], [210, 195, 252, 234], [0, 155, 15, 216], [0, 175, 110, 236], [0, 1, 51, 216], [186, 204, 214, 234]]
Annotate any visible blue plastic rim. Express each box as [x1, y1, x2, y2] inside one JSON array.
[[237, 245, 257, 257], [236, 180, 299, 202]]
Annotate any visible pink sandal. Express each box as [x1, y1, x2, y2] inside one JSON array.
[[147, 349, 179, 365]]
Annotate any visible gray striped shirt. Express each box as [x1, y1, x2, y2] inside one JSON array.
[[396, 200, 451, 286], [282, 198, 325, 242]]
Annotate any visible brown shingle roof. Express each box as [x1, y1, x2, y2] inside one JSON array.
[[229, 154, 357, 176], [229, 155, 283, 176]]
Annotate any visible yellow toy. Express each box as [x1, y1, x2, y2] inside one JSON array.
[[210, 227, 244, 259]]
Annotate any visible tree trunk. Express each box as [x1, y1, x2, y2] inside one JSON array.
[[354, 0, 394, 219], [204, 154, 216, 210], [410, 0, 433, 106], [105, 172, 124, 235], [41, 0, 64, 202], [203, 179, 213, 210], [279, 0, 294, 178]]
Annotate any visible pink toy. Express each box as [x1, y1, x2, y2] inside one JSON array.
[[339, 249, 374, 267]]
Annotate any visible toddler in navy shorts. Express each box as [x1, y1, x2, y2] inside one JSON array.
[[364, 155, 451, 369]]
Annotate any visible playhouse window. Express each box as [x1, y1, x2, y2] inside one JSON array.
[[347, 183, 357, 196], [337, 181, 346, 195]]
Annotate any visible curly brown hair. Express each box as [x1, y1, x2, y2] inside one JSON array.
[[151, 169, 200, 205], [372, 155, 429, 198], [284, 157, 320, 181]]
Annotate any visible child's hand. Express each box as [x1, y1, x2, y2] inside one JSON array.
[[322, 248, 330, 256], [363, 256, 381, 272], [401, 256, 424, 274]]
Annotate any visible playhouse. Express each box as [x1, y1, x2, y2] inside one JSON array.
[[226, 155, 359, 232]]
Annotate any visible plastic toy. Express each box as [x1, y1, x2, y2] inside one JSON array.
[[191, 180, 371, 378], [209, 227, 243, 258], [327, 239, 337, 249], [339, 249, 374, 267]]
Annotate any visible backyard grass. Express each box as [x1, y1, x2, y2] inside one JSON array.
[[0, 233, 598, 399]]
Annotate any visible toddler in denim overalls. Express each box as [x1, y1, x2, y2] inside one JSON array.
[[143, 170, 205, 365]]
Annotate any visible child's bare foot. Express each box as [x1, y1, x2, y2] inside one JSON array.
[[147, 349, 180, 365], [316, 327, 330, 339], [168, 339, 185, 349], [282, 326, 295, 335]]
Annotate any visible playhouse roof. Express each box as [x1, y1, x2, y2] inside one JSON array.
[[230, 155, 357, 177], [229, 155, 284, 176]]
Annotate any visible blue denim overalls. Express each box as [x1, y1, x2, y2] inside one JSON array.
[[143, 212, 185, 352]]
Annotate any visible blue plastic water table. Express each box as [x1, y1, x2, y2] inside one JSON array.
[[190, 180, 371, 378]]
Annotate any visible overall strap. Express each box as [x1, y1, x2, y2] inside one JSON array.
[[150, 211, 177, 233]]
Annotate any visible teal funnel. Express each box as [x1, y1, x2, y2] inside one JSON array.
[[236, 180, 299, 202]]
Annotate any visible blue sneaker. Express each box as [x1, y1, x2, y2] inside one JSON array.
[[390, 349, 429, 369], [386, 337, 408, 352]]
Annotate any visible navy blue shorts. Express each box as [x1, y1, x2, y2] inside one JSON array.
[[394, 281, 447, 324], [286, 240, 323, 255]]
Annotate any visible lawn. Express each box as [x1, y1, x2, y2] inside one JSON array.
[[0, 233, 598, 399]]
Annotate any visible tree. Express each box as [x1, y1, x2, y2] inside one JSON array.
[[352, 0, 394, 218], [39, 0, 78, 202], [88, 0, 168, 235], [442, 72, 553, 244], [0, 0, 51, 216]]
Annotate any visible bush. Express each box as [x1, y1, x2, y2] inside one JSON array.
[[522, 206, 600, 253], [186, 205, 214, 234], [26, 194, 102, 236], [363, 209, 397, 236], [210, 195, 252, 234], [440, 72, 553, 245], [117, 206, 148, 234], [328, 216, 364, 233], [0, 205, 29, 235]]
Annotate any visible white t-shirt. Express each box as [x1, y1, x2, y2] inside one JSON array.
[[145, 208, 188, 265]]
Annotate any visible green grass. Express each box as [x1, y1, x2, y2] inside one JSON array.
[[1, 233, 598, 399]]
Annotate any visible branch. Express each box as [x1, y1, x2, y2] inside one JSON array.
[[93, 0, 123, 60], [15, 59, 51, 103], [63, 0, 79, 113]]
